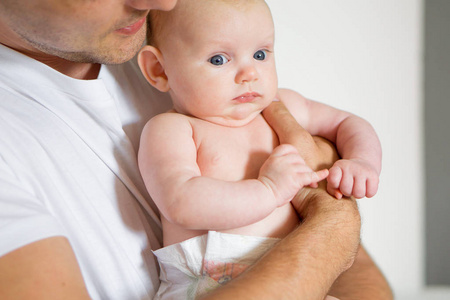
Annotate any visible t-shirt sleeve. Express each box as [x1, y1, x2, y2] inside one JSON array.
[[0, 155, 66, 257]]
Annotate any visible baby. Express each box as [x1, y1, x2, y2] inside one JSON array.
[[138, 0, 381, 299]]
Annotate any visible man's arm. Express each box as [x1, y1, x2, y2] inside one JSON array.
[[265, 100, 393, 299], [201, 182, 361, 300], [329, 246, 394, 299], [0, 237, 91, 300]]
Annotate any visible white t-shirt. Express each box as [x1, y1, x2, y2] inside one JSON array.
[[0, 44, 172, 299]]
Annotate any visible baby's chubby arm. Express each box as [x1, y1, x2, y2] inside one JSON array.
[[138, 112, 328, 231], [277, 88, 382, 199]]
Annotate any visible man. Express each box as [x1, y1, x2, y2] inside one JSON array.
[[0, 0, 392, 299]]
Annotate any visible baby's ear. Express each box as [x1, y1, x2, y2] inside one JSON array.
[[138, 45, 169, 92]]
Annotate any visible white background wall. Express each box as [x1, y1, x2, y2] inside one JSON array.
[[266, 0, 425, 297]]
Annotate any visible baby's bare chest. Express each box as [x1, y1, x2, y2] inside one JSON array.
[[192, 117, 278, 181]]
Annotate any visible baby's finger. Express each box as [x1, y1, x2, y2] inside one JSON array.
[[309, 182, 319, 188], [326, 183, 341, 199], [327, 166, 343, 189], [327, 167, 343, 199], [301, 169, 329, 186], [365, 177, 380, 198], [314, 169, 329, 182], [352, 177, 366, 199], [339, 173, 354, 197]]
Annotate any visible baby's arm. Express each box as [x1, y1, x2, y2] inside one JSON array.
[[138, 113, 328, 231], [278, 89, 382, 199]]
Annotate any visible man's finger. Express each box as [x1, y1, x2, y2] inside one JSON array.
[[263, 101, 319, 167]]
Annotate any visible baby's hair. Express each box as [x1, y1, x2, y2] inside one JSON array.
[[146, 0, 267, 47]]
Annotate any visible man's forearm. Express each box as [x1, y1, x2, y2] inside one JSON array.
[[270, 99, 392, 298], [0, 237, 91, 300], [201, 187, 361, 300], [329, 246, 394, 300]]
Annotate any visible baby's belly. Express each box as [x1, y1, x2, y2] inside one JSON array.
[[220, 202, 300, 239]]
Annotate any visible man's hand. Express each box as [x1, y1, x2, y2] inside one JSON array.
[[201, 180, 362, 300], [293, 181, 362, 272], [328, 158, 380, 199]]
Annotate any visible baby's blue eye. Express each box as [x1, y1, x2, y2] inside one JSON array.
[[209, 54, 229, 66], [253, 50, 267, 60]]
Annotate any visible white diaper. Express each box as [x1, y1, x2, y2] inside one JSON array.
[[153, 231, 280, 300]]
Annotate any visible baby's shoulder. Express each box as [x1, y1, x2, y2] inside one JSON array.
[[142, 111, 194, 137], [277, 88, 310, 118], [278, 88, 308, 106], [148, 110, 192, 125]]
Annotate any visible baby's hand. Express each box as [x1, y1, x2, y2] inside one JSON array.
[[327, 158, 379, 199], [259, 144, 329, 206]]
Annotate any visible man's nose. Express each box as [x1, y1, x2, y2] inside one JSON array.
[[125, 0, 178, 11]]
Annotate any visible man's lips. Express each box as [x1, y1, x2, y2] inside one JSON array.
[[233, 92, 261, 103], [115, 17, 146, 35]]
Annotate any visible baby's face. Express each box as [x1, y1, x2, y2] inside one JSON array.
[[159, 0, 278, 127]]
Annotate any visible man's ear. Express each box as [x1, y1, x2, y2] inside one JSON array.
[[138, 45, 170, 92]]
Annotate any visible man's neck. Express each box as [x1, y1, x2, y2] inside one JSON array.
[[29, 53, 101, 80], [0, 21, 100, 80]]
